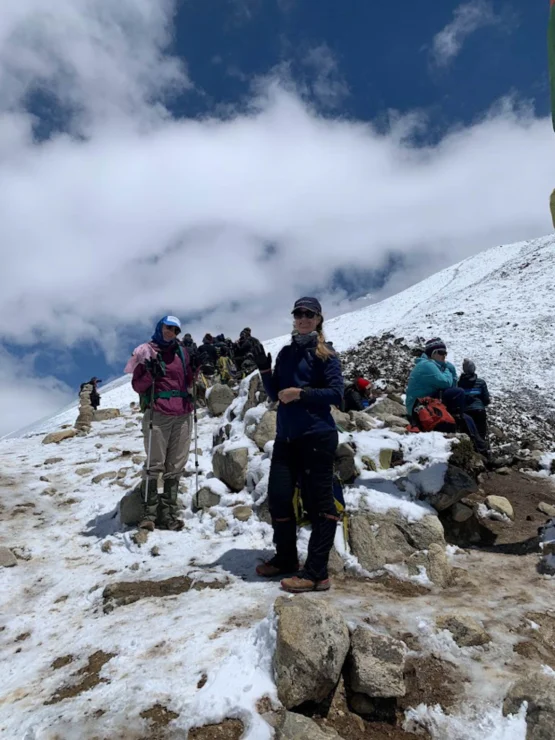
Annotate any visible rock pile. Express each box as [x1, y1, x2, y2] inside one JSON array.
[[74, 382, 95, 433]]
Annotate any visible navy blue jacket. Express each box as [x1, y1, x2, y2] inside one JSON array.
[[457, 373, 491, 412], [261, 339, 344, 440]]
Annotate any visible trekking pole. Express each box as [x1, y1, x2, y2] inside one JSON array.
[[144, 383, 155, 505], [193, 382, 200, 500]]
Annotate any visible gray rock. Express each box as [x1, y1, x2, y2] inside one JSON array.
[[348, 513, 415, 573], [349, 411, 375, 432], [331, 407, 355, 432], [254, 496, 271, 525], [485, 495, 514, 520], [538, 502, 555, 518], [44, 457, 63, 465], [335, 443, 359, 484], [348, 628, 406, 698], [242, 373, 268, 418], [75, 466, 94, 477], [436, 614, 490, 647], [0, 547, 17, 568], [350, 693, 377, 715], [327, 546, 345, 577], [92, 471, 118, 485], [503, 671, 555, 740], [274, 595, 350, 709], [207, 384, 235, 416], [407, 544, 451, 588], [119, 488, 144, 526], [373, 413, 408, 429], [372, 398, 407, 418], [425, 465, 478, 512], [212, 447, 249, 492], [214, 518, 229, 533], [92, 408, 121, 421], [397, 514, 445, 550], [269, 711, 341, 739], [250, 410, 277, 451], [452, 503, 474, 522], [42, 429, 77, 445], [193, 487, 221, 510], [233, 505, 253, 522]]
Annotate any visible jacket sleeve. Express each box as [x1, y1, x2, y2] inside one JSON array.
[[301, 355, 344, 408], [446, 362, 458, 387], [132, 363, 154, 395], [424, 362, 454, 391], [260, 351, 281, 402], [346, 388, 365, 411], [481, 380, 491, 407]]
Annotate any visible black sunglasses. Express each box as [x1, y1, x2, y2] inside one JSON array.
[[293, 309, 317, 319], [435, 350, 447, 356]]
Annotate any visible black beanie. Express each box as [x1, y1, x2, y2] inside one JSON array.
[[425, 337, 447, 357]]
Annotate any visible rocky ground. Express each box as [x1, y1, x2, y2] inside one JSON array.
[[1, 352, 555, 739]]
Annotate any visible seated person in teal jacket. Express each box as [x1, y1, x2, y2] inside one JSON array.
[[405, 338, 457, 417]]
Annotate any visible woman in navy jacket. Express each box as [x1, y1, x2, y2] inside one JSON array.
[[254, 297, 344, 593]]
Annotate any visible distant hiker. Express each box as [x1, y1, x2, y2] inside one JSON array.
[[216, 344, 239, 385], [199, 334, 218, 377], [458, 359, 491, 439], [79, 377, 102, 410], [253, 297, 344, 594], [130, 316, 193, 532], [343, 377, 376, 412], [182, 333, 197, 354], [405, 338, 488, 454]]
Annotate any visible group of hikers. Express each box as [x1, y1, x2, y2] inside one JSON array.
[[182, 328, 264, 389], [119, 302, 491, 594]]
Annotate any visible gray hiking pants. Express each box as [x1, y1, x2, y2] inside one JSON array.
[[142, 410, 192, 480]]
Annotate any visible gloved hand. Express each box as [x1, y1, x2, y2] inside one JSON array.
[[144, 357, 166, 379], [253, 350, 272, 372]]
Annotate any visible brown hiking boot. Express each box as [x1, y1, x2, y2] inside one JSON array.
[[138, 519, 155, 532], [165, 519, 184, 531], [280, 575, 330, 593], [256, 556, 299, 578]]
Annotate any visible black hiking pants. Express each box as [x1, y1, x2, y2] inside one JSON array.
[[267, 430, 339, 582], [466, 409, 488, 441]]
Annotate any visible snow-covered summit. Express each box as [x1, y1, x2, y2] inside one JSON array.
[[267, 234, 555, 401]]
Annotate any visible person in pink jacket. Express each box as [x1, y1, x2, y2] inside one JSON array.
[[131, 316, 194, 531]]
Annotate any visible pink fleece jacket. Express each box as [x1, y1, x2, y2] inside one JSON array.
[[131, 343, 193, 416]]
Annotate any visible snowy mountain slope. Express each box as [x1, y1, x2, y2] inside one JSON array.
[[265, 234, 555, 402]]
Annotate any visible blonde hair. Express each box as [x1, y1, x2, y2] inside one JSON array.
[[315, 317, 334, 361]]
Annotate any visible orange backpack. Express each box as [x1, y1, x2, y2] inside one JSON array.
[[411, 397, 456, 432]]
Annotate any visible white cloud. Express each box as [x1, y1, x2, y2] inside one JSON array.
[[0, 349, 73, 437], [0, 0, 553, 433], [431, 0, 504, 68], [302, 44, 349, 108]]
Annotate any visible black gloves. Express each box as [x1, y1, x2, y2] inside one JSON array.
[[253, 350, 272, 372], [145, 357, 166, 379]]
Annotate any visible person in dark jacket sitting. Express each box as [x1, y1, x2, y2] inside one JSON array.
[[344, 377, 376, 412], [458, 359, 490, 439], [253, 297, 344, 594]]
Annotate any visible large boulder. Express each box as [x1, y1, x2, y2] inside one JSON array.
[[242, 373, 268, 418], [503, 671, 555, 740], [42, 429, 77, 445], [349, 411, 376, 432], [372, 398, 407, 418], [207, 384, 235, 417], [274, 595, 350, 709], [347, 628, 406, 698], [331, 407, 355, 432], [192, 487, 221, 511], [348, 513, 415, 573], [335, 443, 359, 484], [268, 711, 341, 739], [397, 514, 446, 550], [92, 408, 121, 421], [119, 488, 144, 526], [425, 465, 478, 512], [407, 544, 451, 588], [212, 447, 249, 492], [249, 410, 277, 451]]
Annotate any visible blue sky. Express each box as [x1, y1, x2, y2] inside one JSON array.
[[0, 0, 553, 434]]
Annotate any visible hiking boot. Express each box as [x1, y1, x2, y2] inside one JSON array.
[[157, 478, 181, 529], [280, 574, 331, 593], [139, 478, 158, 530], [138, 519, 155, 532], [256, 555, 299, 578], [165, 519, 184, 531]]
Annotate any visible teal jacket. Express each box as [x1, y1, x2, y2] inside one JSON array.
[[405, 354, 457, 416]]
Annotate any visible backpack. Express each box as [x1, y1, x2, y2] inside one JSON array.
[[139, 345, 191, 412], [411, 397, 455, 432], [217, 355, 238, 383]]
